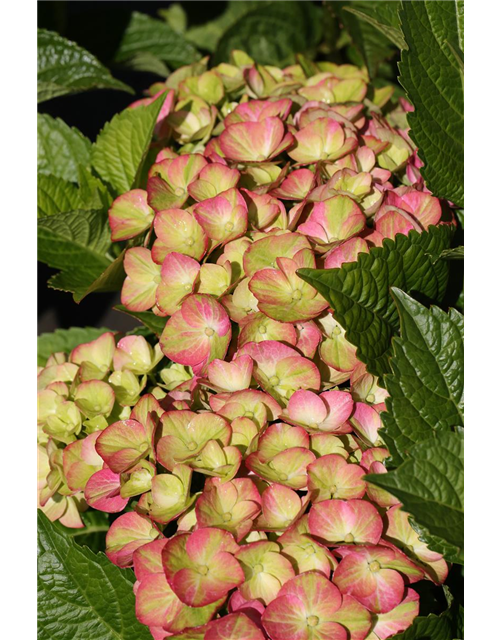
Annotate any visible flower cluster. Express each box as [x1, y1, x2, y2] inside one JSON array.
[[38, 51, 451, 640]]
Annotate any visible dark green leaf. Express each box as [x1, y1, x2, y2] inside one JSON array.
[[456, 0, 464, 51], [381, 289, 464, 465], [38, 29, 133, 103], [38, 209, 114, 301], [37, 511, 150, 640], [115, 304, 168, 336], [343, 2, 407, 50], [91, 93, 167, 196], [440, 246, 464, 260], [366, 431, 463, 563], [399, 1, 464, 207], [115, 12, 200, 69], [213, 1, 323, 67], [327, 1, 399, 77], [158, 4, 188, 35], [37, 174, 88, 218], [122, 52, 170, 77], [409, 517, 464, 566], [391, 609, 458, 640], [37, 114, 91, 183], [298, 225, 452, 377], [37, 327, 112, 367], [185, 1, 262, 53]]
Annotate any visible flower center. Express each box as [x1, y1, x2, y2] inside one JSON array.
[[307, 615, 319, 628], [187, 441, 197, 451], [332, 326, 342, 336], [292, 289, 302, 301], [174, 187, 185, 197], [198, 565, 209, 576], [253, 563, 264, 574], [369, 560, 381, 573], [366, 393, 375, 403], [139, 442, 149, 453], [153, 275, 162, 284], [244, 411, 254, 418], [258, 325, 267, 335], [184, 283, 192, 291], [269, 375, 280, 386], [222, 512, 232, 522], [344, 532, 354, 543], [224, 221, 234, 232], [185, 237, 195, 246], [205, 327, 215, 336], [278, 472, 288, 481]]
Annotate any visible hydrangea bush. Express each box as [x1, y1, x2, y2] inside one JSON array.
[[37, 3, 463, 640], [38, 60, 449, 640]]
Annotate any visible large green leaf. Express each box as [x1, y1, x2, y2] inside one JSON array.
[[37, 174, 89, 218], [343, 1, 406, 50], [37, 114, 91, 183], [114, 304, 168, 336], [37, 29, 132, 103], [37, 510, 150, 640], [91, 93, 166, 196], [37, 326, 112, 367], [399, 1, 464, 207], [391, 603, 461, 640], [38, 209, 114, 301], [381, 289, 464, 465], [366, 430, 464, 564], [213, 1, 323, 67], [298, 225, 452, 377], [115, 12, 200, 69], [327, 1, 399, 77]]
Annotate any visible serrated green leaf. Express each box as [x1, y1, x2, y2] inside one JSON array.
[[399, 1, 464, 207], [37, 174, 88, 217], [38, 209, 113, 301], [343, 2, 407, 50], [115, 12, 200, 69], [38, 114, 91, 183], [391, 609, 459, 640], [38, 28, 133, 103], [298, 225, 452, 377], [380, 289, 464, 465], [115, 304, 168, 336], [366, 431, 463, 563], [77, 167, 114, 210], [37, 326, 112, 367], [213, 1, 323, 67], [91, 93, 166, 196], [327, 1, 399, 77], [158, 4, 187, 35], [37, 510, 151, 640]]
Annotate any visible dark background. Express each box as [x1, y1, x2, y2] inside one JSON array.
[[38, 1, 232, 335]]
